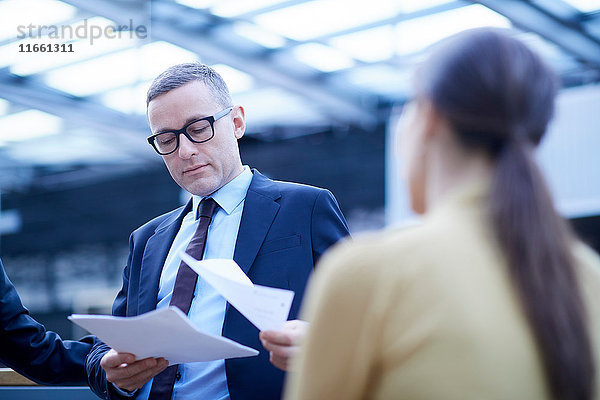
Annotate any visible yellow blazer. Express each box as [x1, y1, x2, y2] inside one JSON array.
[[285, 182, 600, 400]]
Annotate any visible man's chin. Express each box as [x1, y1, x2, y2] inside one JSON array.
[[184, 181, 218, 197]]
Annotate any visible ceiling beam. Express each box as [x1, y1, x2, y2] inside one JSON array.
[[0, 70, 152, 159], [475, 0, 600, 67], [59, 0, 377, 127]]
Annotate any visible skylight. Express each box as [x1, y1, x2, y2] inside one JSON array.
[[0, 110, 62, 145], [211, 64, 255, 93], [175, 0, 218, 9], [234, 87, 326, 126], [395, 4, 511, 55], [211, 0, 289, 17], [100, 82, 151, 115], [44, 41, 198, 97], [293, 43, 355, 72], [10, 17, 141, 76], [396, 0, 454, 14], [562, 0, 600, 12], [0, 0, 77, 42], [254, 0, 402, 41], [329, 25, 395, 63], [232, 21, 286, 49], [0, 99, 10, 116], [344, 65, 413, 97]]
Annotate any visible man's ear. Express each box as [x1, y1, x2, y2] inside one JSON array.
[[232, 105, 246, 140]]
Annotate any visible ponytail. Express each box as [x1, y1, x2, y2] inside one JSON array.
[[419, 28, 595, 399], [489, 138, 595, 400]]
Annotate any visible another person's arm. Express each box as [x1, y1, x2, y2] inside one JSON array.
[[0, 260, 95, 385]]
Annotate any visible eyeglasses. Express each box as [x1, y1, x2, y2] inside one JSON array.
[[147, 107, 233, 155]]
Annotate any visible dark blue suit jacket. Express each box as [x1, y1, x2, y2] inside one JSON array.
[[86, 170, 350, 399], [0, 259, 94, 385]]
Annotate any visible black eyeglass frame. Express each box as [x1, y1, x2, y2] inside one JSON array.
[[147, 106, 233, 155]]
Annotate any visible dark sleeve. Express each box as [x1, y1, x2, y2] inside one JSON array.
[[0, 260, 95, 385], [86, 235, 134, 400], [310, 189, 351, 265]]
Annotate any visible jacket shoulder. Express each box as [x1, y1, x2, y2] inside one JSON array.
[[131, 205, 187, 238]]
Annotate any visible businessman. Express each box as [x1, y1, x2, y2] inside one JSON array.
[[0, 259, 94, 385], [86, 63, 350, 400]]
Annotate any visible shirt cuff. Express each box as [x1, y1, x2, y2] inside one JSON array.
[[110, 383, 138, 398]]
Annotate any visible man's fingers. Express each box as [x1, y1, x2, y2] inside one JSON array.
[[112, 359, 169, 391], [260, 319, 308, 345], [269, 352, 290, 371], [261, 341, 295, 358], [106, 357, 158, 382], [260, 330, 294, 346], [102, 351, 169, 392], [101, 349, 136, 369]]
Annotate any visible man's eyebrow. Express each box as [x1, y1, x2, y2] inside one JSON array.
[[154, 114, 210, 133]]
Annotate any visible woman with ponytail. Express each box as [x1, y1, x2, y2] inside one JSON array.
[[285, 28, 600, 400]]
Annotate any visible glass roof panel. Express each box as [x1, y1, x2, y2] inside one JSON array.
[[293, 43, 355, 72], [517, 32, 580, 72], [329, 25, 395, 63], [10, 17, 141, 76], [396, 0, 455, 13], [345, 65, 413, 98], [6, 132, 136, 165], [211, 64, 255, 93], [0, 99, 10, 116], [212, 0, 290, 17], [232, 21, 286, 49], [395, 4, 511, 55], [44, 41, 198, 97], [136, 41, 199, 80], [0, 110, 62, 145], [562, 0, 600, 12], [100, 82, 151, 115], [0, 0, 77, 42], [254, 0, 402, 41], [234, 87, 326, 126], [0, 42, 16, 69], [175, 0, 218, 9]]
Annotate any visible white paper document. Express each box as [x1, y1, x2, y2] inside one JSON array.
[[69, 307, 259, 365], [179, 253, 295, 331]]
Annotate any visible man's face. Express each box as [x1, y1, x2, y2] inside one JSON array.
[[147, 81, 246, 196]]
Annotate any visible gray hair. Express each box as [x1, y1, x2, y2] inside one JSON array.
[[146, 63, 233, 107]]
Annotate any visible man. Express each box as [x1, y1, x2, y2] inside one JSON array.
[[86, 63, 349, 400], [0, 259, 94, 384]]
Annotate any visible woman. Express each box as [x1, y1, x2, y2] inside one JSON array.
[[285, 28, 600, 400]]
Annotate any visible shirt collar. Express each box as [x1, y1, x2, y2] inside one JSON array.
[[192, 165, 252, 219]]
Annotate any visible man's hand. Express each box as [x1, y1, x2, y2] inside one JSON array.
[[259, 319, 308, 371], [100, 349, 169, 392]]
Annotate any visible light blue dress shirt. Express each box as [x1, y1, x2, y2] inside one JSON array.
[[136, 166, 253, 400]]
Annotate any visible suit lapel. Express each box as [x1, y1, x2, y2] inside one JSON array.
[[138, 201, 192, 315], [233, 171, 281, 276]]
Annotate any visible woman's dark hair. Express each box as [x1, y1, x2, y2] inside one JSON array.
[[418, 28, 594, 400]]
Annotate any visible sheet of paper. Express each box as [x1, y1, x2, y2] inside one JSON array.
[[180, 253, 295, 331], [69, 307, 258, 366]]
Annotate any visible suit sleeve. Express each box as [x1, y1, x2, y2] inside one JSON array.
[[86, 234, 135, 400], [310, 189, 350, 265], [0, 260, 95, 385]]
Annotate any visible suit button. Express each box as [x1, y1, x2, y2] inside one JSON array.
[[176, 372, 182, 381]]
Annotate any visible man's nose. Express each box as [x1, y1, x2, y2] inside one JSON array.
[[178, 134, 199, 159]]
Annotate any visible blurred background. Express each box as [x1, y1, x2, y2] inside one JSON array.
[[0, 0, 598, 341]]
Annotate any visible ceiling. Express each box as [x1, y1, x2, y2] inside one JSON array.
[[0, 0, 599, 190]]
